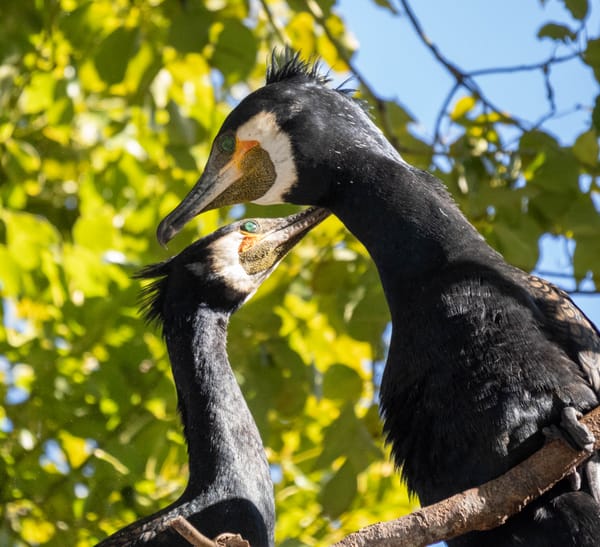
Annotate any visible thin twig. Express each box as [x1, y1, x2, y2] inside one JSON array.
[[302, 0, 432, 158], [433, 81, 460, 147], [469, 52, 581, 77], [258, 0, 287, 44], [397, 0, 527, 132]]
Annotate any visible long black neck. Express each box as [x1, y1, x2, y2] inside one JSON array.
[[162, 304, 261, 491], [326, 149, 499, 311]]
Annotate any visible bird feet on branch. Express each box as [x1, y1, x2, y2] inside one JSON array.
[[214, 533, 250, 547], [543, 406, 600, 501]]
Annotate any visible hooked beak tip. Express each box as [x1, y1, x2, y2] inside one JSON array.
[[156, 219, 176, 248]]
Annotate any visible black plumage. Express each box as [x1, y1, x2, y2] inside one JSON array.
[[156, 50, 600, 545], [97, 207, 329, 546]]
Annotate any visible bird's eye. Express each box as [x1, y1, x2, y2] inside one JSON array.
[[218, 134, 236, 154], [241, 220, 259, 234]]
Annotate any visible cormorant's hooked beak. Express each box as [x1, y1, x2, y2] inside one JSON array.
[[262, 207, 330, 255], [156, 165, 223, 247], [157, 138, 276, 247], [240, 206, 330, 276]]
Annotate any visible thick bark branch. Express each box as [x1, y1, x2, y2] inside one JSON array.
[[332, 405, 600, 547]]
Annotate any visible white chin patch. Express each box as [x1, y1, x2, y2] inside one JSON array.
[[186, 233, 257, 297], [236, 111, 297, 205]]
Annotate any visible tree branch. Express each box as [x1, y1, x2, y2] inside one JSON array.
[[333, 405, 600, 547], [469, 52, 581, 78], [302, 0, 440, 162], [168, 517, 250, 547], [396, 0, 527, 132], [169, 516, 217, 547], [258, 0, 287, 44], [395, 0, 588, 147]]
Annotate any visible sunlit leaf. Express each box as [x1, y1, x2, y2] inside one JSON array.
[[451, 96, 477, 120], [59, 430, 89, 468], [20, 516, 56, 543], [19, 72, 56, 113]]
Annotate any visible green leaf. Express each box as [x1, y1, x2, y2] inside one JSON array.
[[19, 72, 56, 114], [488, 215, 541, 271], [520, 130, 559, 154], [168, 8, 211, 53], [593, 96, 600, 133], [94, 27, 139, 85], [562, 0, 588, 20], [316, 404, 382, 472], [3, 211, 59, 270], [319, 459, 357, 518], [572, 130, 599, 166], [537, 23, 576, 42], [372, 0, 399, 15], [528, 148, 580, 193], [583, 38, 600, 78], [322, 364, 363, 402], [573, 235, 600, 279], [211, 19, 257, 84], [4, 139, 41, 179], [562, 194, 600, 237]]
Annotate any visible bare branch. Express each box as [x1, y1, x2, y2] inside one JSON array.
[[433, 81, 460, 148], [258, 0, 287, 44], [396, 0, 587, 144], [333, 405, 600, 547], [396, 0, 528, 132], [169, 516, 216, 547], [469, 52, 581, 78]]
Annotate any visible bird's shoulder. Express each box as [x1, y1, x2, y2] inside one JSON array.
[[516, 271, 600, 393]]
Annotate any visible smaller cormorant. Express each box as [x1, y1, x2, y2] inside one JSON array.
[[96, 206, 329, 546]]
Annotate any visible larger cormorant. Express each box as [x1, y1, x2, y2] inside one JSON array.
[[97, 206, 329, 546], [156, 51, 600, 546]]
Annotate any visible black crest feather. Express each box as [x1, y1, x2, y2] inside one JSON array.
[[265, 47, 359, 103], [266, 47, 332, 86], [133, 260, 173, 327]]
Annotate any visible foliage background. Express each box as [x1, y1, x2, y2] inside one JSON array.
[[0, 0, 598, 545]]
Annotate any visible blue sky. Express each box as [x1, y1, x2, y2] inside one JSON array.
[[337, 0, 600, 327]]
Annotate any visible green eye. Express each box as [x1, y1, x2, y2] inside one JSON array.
[[218, 134, 235, 154], [241, 220, 259, 233]]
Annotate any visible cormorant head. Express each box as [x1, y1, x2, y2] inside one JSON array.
[[157, 49, 386, 246], [139, 206, 329, 318]]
